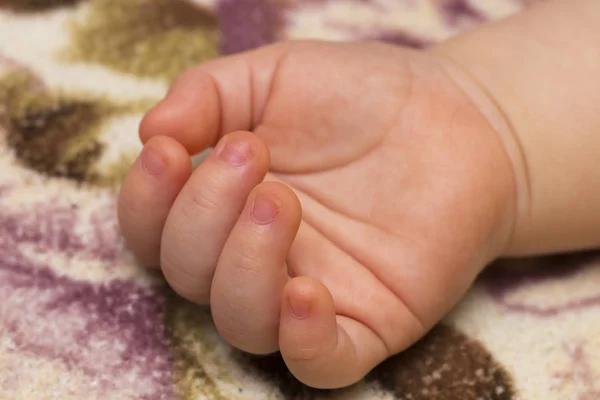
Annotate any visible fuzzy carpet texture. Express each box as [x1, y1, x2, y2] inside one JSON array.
[[0, 1, 599, 399]]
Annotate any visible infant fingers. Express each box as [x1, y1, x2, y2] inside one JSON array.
[[280, 277, 389, 389], [139, 43, 288, 155], [118, 136, 192, 268], [160, 131, 270, 304], [211, 182, 301, 355]]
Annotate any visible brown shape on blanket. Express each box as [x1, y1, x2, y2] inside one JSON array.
[[368, 325, 516, 400], [240, 353, 334, 400], [0, 71, 141, 184], [235, 325, 515, 399], [65, 0, 218, 81], [0, 0, 84, 12], [0, 71, 103, 182], [164, 291, 235, 400]]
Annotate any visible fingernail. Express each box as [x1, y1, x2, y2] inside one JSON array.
[[141, 146, 165, 176], [251, 195, 279, 225], [217, 138, 251, 166], [289, 295, 310, 320]]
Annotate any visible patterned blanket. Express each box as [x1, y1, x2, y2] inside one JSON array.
[[1, 1, 599, 399]]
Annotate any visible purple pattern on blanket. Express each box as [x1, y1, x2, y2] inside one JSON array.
[[0, 201, 126, 263], [0, 194, 173, 399], [439, 0, 485, 27], [480, 251, 600, 316], [217, 0, 282, 54], [216, 0, 433, 53], [553, 342, 600, 400]]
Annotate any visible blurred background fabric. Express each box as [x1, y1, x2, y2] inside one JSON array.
[[1, 1, 599, 399]]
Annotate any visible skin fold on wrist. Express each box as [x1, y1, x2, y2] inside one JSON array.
[[427, 0, 600, 256], [425, 45, 530, 260]]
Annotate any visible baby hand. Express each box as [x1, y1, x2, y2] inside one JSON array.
[[118, 41, 517, 389]]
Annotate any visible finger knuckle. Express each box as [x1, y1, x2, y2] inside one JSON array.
[[232, 250, 263, 276], [117, 192, 140, 223], [161, 251, 211, 304], [284, 346, 322, 363], [188, 185, 221, 213]]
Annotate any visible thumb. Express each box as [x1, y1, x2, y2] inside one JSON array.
[[139, 42, 292, 155], [279, 277, 389, 389]]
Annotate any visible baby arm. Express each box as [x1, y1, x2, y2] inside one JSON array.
[[431, 0, 600, 256]]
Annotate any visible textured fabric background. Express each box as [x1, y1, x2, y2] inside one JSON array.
[[0, 1, 599, 399]]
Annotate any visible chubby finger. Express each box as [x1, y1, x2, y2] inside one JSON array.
[[211, 182, 301, 355], [139, 42, 290, 154], [160, 131, 270, 304], [280, 277, 389, 389], [118, 136, 191, 267]]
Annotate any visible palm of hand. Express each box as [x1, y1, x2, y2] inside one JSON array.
[[119, 42, 515, 389], [262, 42, 513, 352]]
